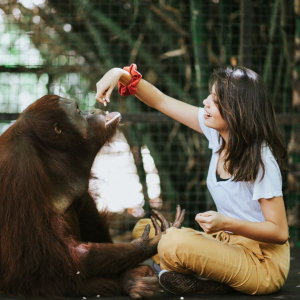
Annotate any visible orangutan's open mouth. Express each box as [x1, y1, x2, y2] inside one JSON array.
[[105, 112, 121, 126]]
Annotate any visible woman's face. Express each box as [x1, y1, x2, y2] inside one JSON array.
[[203, 84, 228, 135]]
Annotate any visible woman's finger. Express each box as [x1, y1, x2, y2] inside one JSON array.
[[95, 89, 106, 103], [195, 215, 208, 223], [198, 223, 207, 231], [105, 87, 114, 103], [201, 211, 214, 217]]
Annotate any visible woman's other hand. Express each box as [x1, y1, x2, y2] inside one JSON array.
[[195, 211, 227, 234]]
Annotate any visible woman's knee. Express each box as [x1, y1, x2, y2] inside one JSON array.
[[158, 228, 192, 259], [157, 228, 199, 272]]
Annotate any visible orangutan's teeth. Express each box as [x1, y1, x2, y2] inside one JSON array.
[[105, 112, 121, 126]]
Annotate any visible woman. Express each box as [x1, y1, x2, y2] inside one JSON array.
[[95, 65, 290, 295]]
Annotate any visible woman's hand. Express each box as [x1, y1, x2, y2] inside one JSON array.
[[195, 211, 228, 234], [95, 68, 124, 105]]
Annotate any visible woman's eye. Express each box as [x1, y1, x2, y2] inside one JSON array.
[[211, 94, 218, 102], [213, 99, 219, 105]]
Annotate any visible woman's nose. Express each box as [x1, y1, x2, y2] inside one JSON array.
[[203, 98, 208, 107]]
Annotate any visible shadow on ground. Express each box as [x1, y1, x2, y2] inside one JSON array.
[[1, 248, 299, 300]]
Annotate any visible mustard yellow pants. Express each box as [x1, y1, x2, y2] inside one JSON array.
[[133, 219, 290, 295]]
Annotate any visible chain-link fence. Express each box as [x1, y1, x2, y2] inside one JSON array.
[[0, 0, 299, 247]]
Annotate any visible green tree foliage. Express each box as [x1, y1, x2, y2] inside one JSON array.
[[0, 1, 299, 237]]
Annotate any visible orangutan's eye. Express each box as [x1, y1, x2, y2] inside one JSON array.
[[54, 123, 62, 134], [76, 102, 81, 113]]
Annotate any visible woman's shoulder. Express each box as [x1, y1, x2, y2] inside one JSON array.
[[259, 143, 282, 180], [198, 107, 220, 150], [261, 142, 271, 153], [261, 142, 277, 161]]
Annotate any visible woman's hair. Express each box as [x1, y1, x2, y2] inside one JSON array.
[[209, 66, 287, 182]]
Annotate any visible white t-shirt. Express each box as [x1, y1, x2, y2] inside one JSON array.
[[198, 107, 283, 222]]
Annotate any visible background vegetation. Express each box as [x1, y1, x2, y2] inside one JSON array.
[[0, 0, 299, 246]]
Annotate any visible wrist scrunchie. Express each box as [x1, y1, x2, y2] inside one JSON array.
[[118, 64, 142, 97]]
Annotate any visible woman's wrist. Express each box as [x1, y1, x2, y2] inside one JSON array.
[[118, 64, 142, 97], [119, 69, 132, 86], [222, 215, 234, 232]]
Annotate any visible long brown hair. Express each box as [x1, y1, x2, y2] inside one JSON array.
[[209, 66, 287, 182]]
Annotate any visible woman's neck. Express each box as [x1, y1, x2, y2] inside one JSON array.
[[219, 128, 229, 146]]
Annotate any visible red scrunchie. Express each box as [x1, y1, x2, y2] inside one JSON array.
[[118, 64, 142, 97]]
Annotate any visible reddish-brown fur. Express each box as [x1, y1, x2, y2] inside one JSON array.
[[0, 95, 160, 298]]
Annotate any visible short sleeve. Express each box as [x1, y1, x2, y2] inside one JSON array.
[[198, 107, 220, 150], [252, 148, 283, 201]]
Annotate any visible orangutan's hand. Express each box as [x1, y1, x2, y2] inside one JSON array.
[[150, 205, 185, 235]]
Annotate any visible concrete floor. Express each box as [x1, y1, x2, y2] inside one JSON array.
[[0, 248, 299, 300]]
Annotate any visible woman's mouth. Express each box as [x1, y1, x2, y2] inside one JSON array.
[[204, 110, 212, 119]]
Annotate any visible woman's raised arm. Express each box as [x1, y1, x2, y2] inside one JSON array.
[[96, 68, 203, 134]]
